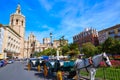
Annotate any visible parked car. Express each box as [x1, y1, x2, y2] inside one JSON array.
[[7, 59, 14, 64], [4, 60, 8, 65], [0, 61, 3, 67], [0, 60, 6, 67]]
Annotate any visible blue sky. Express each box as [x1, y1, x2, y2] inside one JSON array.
[[0, 0, 120, 43]]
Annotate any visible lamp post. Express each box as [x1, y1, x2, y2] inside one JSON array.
[[50, 32, 52, 47], [50, 32, 52, 56]]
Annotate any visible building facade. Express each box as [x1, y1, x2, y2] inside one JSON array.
[[43, 38, 51, 47], [73, 28, 99, 49], [0, 25, 21, 59], [24, 33, 68, 58], [24, 33, 50, 58], [0, 4, 25, 59], [0, 25, 4, 59], [24, 33, 37, 58], [98, 24, 120, 44]]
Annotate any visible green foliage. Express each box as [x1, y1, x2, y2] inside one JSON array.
[[102, 37, 120, 55], [61, 44, 70, 55], [112, 39, 120, 54], [33, 51, 40, 57], [80, 68, 120, 80], [42, 48, 57, 56], [33, 48, 57, 57], [59, 43, 80, 56], [96, 45, 102, 53], [67, 43, 80, 56], [51, 48, 57, 55], [81, 42, 97, 57], [102, 37, 115, 54]]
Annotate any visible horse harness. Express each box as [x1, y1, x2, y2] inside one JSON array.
[[83, 57, 95, 73]]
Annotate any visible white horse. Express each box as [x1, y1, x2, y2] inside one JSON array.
[[74, 52, 112, 80]]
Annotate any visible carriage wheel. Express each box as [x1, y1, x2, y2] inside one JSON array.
[[43, 65, 48, 77], [27, 63, 31, 71], [37, 65, 41, 72], [57, 71, 63, 80]]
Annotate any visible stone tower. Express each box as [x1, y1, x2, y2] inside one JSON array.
[[9, 4, 25, 58]]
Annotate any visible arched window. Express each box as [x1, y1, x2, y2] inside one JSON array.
[[16, 19, 18, 25], [22, 20, 24, 26], [11, 18, 13, 25]]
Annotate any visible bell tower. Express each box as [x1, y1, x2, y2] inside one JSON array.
[[9, 4, 25, 38], [9, 4, 25, 58]]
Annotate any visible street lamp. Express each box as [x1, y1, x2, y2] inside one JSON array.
[[50, 32, 52, 47], [50, 33, 52, 56]]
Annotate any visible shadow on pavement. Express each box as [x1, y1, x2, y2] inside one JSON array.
[[24, 67, 38, 72], [34, 72, 45, 78], [34, 72, 56, 80]]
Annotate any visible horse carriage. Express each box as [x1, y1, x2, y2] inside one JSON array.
[[27, 58, 43, 71], [43, 52, 112, 80], [27, 52, 112, 80], [42, 59, 76, 80]]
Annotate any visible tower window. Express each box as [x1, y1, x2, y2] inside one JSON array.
[[22, 21, 23, 26], [16, 19, 18, 25], [11, 19, 13, 25]]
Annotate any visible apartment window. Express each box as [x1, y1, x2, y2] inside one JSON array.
[[109, 34, 115, 37], [108, 30, 115, 34], [118, 28, 120, 32]]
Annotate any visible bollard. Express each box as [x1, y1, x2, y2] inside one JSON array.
[[37, 65, 41, 72], [43, 65, 48, 77], [57, 71, 63, 80], [28, 63, 31, 71]]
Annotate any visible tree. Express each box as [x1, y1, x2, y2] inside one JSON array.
[[96, 43, 103, 53], [67, 43, 80, 56], [60, 44, 69, 55], [81, 42, 97, 57], [51, 48, 57, 56], [112, 39, 120, 55], [39, 48, 57, 56], [102, 37, 115, 54], [33, 51, 40, 57]]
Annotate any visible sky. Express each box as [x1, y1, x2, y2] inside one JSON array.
[[0, 0, 120, 43]]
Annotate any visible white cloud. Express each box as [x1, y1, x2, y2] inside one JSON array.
[[26, 0, 120, 43], [51, 0, 120, 42], [39, 0, 53, 11]]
